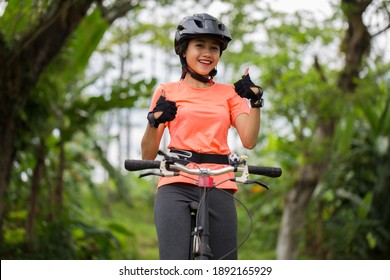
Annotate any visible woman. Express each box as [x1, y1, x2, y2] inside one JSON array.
[[141, 13, 263, 260]]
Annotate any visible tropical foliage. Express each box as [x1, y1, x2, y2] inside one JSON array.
[[0, 0, 389, 260]]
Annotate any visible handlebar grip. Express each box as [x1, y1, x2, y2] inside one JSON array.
[[248, 165, 282, 178], [124, 159, 161, 171]]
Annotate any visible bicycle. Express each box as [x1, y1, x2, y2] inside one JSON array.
[[124, 150, 282, 260]]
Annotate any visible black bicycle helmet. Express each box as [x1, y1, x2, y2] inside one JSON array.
[[174, 13, 232, 56], [174, 13, 232, 83]]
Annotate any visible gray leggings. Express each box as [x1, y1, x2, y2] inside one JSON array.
[[154, 183, 237, 260]]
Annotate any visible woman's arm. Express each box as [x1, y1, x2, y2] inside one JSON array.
[[141, 124, 165, 160], [234, 107, 260, 150], [233, 68, 262, 149], [141, 84, 176, 160]]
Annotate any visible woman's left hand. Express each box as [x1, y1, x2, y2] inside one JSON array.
[[233, 68, 263, 107]]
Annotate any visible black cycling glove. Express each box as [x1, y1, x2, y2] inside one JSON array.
[[234, 74, 264, 108], [147, 95, 177, 128]]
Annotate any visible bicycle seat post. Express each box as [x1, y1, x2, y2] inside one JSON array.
[[193, 174, 214, 260]]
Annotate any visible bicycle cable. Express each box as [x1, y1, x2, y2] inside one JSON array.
[[215, 187, 253, 260], [194, 180, 254, 260]]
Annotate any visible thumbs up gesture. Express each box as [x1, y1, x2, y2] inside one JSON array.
[[233, 68, 264, 108]]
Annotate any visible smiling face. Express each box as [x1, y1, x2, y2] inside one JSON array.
[[184, 37, 221, 76]]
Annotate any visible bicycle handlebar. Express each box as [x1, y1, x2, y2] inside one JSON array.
[[247, 165, 282, 178], [124, 159, 161, 171], [124, 159, 282, 178]]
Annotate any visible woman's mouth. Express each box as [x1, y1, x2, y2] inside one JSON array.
[[199, 59, 212, 65]]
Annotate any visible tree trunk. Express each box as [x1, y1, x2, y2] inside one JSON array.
[[276, 0, 372, 259], [276, 164, 322, 259], [26, 139, 46, 249], [0, 0, 94, 242]]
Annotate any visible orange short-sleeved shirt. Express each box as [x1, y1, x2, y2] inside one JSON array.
[[148, 80, 250, 190]]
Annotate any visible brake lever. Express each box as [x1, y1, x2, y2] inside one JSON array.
[[139, 172, 163, 178], [139, 156, 180, 178], [139, 171, 180, 178], [244, 180, 269, 190], [158, 149, 179, 160]]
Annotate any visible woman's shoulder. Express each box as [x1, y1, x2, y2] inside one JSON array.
[[159, 81, 182, 89], [155, 81, 182, 95]]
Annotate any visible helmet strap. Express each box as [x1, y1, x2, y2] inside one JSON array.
[[187, 67, 213, 83], [180, 58, 217, 84]]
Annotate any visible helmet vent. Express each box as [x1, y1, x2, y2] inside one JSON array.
[[194, 19, 203, 28]]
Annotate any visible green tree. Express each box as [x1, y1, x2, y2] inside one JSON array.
[[272, 0, 389, 259], [2, 0, 389, 260], [218, 0, 389, 259], [0, 0, 149, 258]]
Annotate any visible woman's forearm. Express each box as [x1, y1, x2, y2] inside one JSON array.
[[141, 125, 164, 160]]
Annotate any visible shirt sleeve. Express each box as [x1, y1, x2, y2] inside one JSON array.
[[148, 84, 166, 111]]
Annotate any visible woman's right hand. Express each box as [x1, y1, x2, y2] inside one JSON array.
[[147, 95, 177, 128]]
